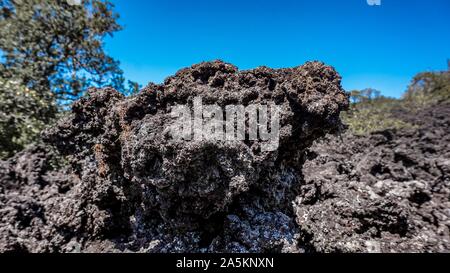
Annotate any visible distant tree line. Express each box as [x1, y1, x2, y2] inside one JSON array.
[[349, 88, 382, 104], [344, 64, 450, 135]]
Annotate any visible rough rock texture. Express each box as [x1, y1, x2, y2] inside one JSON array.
[[295, 104, 450, 252], [0, 60, 348, 252], [2, 60, 448, 253], [0, 146, 80, 252]]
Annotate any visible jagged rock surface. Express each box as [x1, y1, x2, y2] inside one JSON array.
[[295, 104, 450, 252], [0, 61, 348, 252], [2, 61, 448, 253]]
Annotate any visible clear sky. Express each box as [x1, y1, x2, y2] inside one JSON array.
[[106, 0, 450, 98]]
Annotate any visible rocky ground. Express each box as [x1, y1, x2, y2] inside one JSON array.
[[0, 61, 449, 253], [297, 103, 450, 252]]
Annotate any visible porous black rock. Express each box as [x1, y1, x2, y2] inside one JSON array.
[[295, 104, 450, 252], [2, 61, 449, 253], [1, 60, 348, 252]]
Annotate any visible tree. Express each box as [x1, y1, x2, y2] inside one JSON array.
[[0, 0, 138, 105], [0, 77, 54, 158], [0, 0, 138, 158], [404, 70, 450, 105], [349, 90, 362, 104], [349, 88, 382, 104]]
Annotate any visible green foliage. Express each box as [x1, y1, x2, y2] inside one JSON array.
[[0, 0, 139, 103], [403, 70, 450, 108], [342, 95, 414, 135], [0, 0, 139, 158], [343, 68, 450, 135], [0, 77, 56, 158]]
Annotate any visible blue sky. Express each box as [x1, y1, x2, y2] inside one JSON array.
[[106, 0, 450, 98]]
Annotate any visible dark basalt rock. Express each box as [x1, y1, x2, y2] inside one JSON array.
[[1, 60, 348, 252], [295, 104, 450, 252], [2, 61, 449, 253]]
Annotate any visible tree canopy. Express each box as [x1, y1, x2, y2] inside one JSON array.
[[0, 0, 138, 158], [0, 0, 138, 104]]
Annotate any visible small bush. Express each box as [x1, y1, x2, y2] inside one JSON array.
[[0, 78, 56, 159], [343, 70, 449, 135], [342, 97, 414, 135]]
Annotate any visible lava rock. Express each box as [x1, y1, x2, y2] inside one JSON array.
[[295, 104, 450, 252], [1, 60, 348, 252]]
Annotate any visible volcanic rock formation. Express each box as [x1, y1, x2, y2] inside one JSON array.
[[0, 60, 349, 252], [2, 61, 448, 253]]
